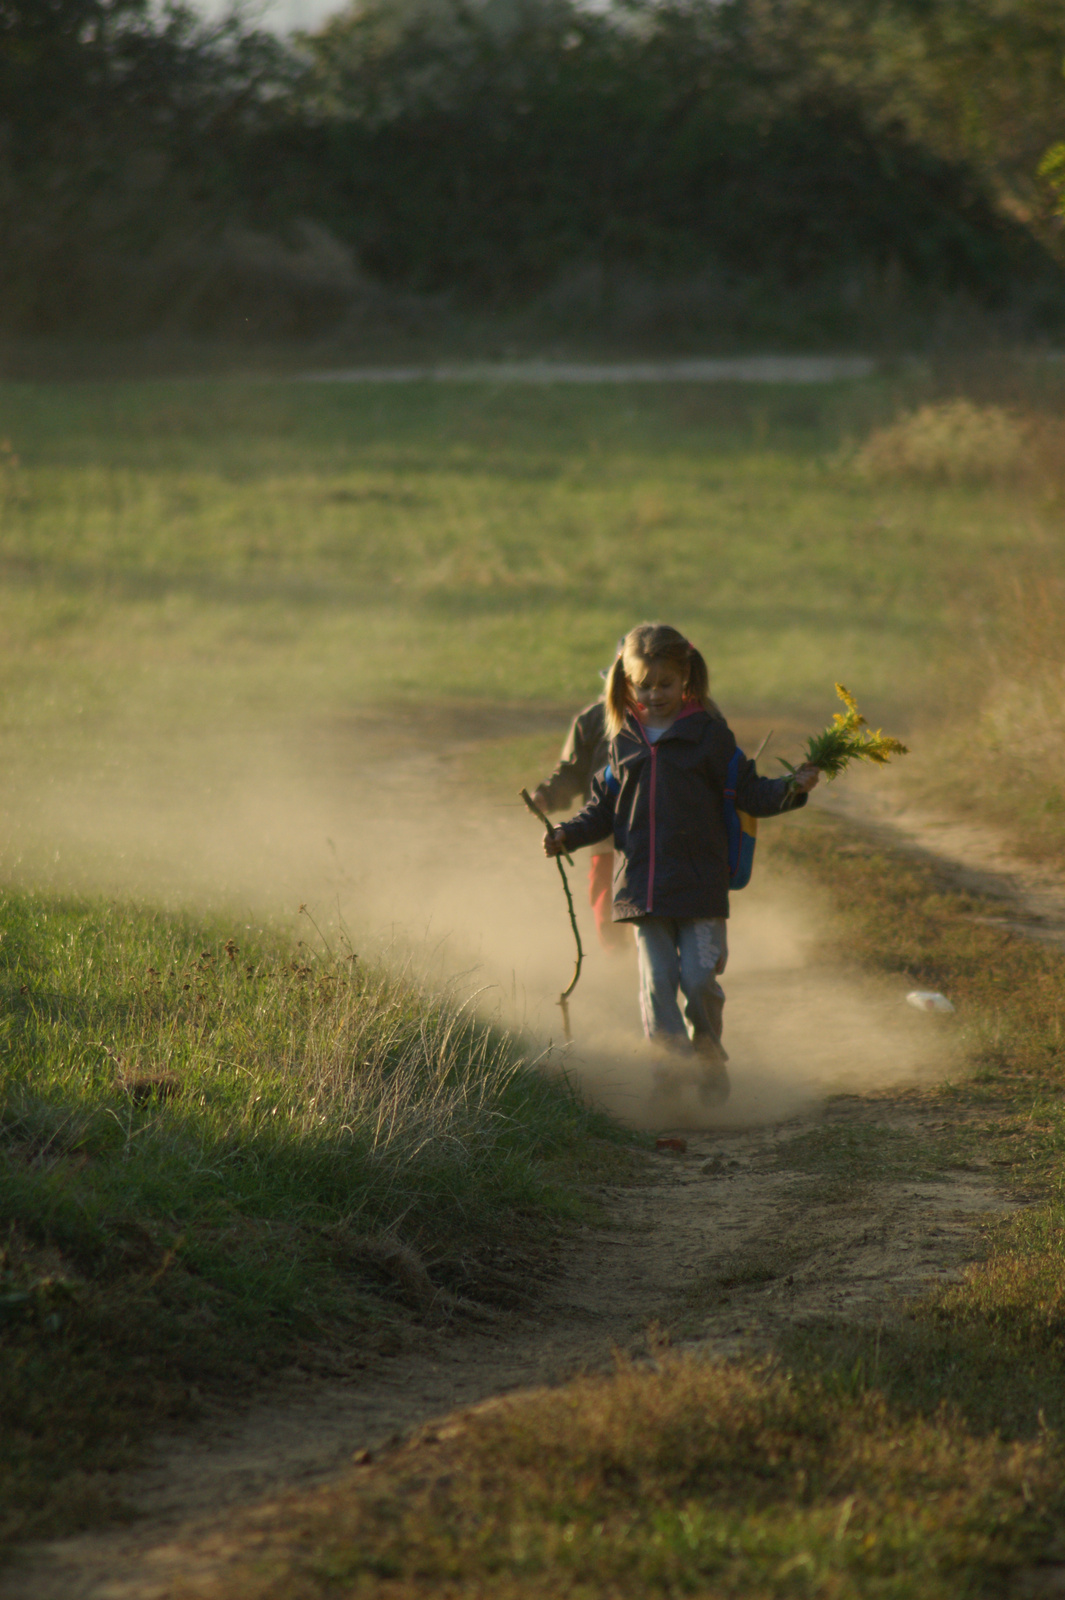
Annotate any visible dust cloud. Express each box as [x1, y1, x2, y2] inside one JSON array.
[[0, 714, 954, 1128]]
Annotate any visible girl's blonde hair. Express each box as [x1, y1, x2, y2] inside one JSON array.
[[604, 623, 720, 738]]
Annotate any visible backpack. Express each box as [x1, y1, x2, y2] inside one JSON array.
[[724, 748, 757, 890]]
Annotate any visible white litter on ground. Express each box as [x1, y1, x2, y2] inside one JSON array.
[[907, 991, 956, 1014]]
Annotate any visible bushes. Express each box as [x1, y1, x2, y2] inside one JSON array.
[[283, 0, 1063, 306], [1, 0, 1063, 336], [279, 92, 1053, 304]]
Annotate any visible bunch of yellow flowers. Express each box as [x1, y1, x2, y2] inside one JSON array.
[[781, 685, 908, 787]]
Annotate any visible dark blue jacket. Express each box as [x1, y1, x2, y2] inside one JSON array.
[[557, 707, 805, 921]]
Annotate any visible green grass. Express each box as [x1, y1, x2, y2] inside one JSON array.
[[1, 372, 1062, 744], [5, 369, 1065, 890], [5, 359, 1065, 1573], [211, 1361, 1065, 1600], [0, 886, 630, 1542]]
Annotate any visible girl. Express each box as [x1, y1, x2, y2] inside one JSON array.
[[542, 623, 819, 1105]]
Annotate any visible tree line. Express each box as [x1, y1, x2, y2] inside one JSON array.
[[2, 0, 1063, 338]]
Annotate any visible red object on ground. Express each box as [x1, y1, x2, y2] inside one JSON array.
[[589, 850, 630, 953], [655, 1137, 688, 1153]]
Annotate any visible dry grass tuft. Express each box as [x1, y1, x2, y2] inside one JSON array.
[[915, 567, 1065, 855], [853, 399, 1032, 482], [213, 1355, 1061, 1598], [338, 1232, 441, 1311]]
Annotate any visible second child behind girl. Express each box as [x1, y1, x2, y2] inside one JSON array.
[[529, 686, 629, 954], [542, 623, 819, 1105]]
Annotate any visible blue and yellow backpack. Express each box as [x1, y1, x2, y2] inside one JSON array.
[[724, 748, 757, 890]]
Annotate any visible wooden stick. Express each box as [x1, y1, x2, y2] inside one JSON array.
[[519, 788, 573, 863], [519, 789, 584, 1040]]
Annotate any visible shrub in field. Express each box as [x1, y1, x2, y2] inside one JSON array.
[[854, 399, 1031, 483]]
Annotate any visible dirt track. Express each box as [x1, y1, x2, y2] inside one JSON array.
[[298, 355, 878, 385], [823, 779, 1065, 951], [2, 764, 1060, 1600]]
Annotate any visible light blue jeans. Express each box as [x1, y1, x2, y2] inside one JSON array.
[[634, 916, 728, 1058]]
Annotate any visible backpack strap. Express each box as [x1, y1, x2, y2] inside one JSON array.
[[723, 748, 757, 890]]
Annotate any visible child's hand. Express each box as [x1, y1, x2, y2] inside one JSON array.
[[791, 762, 820, 793], [543, 829, 569, 858], [531, 787, 550, 813]]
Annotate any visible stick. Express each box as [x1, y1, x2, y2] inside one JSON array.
[[518, 788, 573, 863], [519, 789, 584, 1041], [751, 728, 773, 764]]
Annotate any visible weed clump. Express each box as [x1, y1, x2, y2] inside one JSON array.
[[854, 399, 1030, 482]]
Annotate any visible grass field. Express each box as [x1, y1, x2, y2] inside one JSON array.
[[4, 357, 1065, 1573], [3, 363, 1063, 830], [0, 887, 631, 1540], [1, 365, 1060, 735]]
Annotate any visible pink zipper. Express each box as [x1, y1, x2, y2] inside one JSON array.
[[644, 730, 657, 913]]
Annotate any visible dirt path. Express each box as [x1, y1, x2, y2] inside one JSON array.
[[0, 1096, 1012, 1600], [299, 355, 877, 384], [821, 781, 1065, 950]]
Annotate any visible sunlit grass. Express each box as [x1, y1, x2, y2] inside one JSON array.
[[0, 886, 629, 1539], [1, 375, 1061, 743], [215, 1356, 1063, 1599], [1, 890, 619, 1294]]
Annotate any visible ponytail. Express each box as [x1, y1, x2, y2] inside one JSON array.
[[604, 655, 631, 738], [685, 645, 712, 710]]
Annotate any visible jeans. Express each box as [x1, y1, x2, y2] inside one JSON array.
[[634, 916, 728, 1057]]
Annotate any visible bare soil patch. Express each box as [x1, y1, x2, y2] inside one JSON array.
[[821, 780, 1065, 951]]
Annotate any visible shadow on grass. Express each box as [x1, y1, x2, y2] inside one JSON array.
[[0, 884, 639, 1545], [782, 1303, 1065, 1444]]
